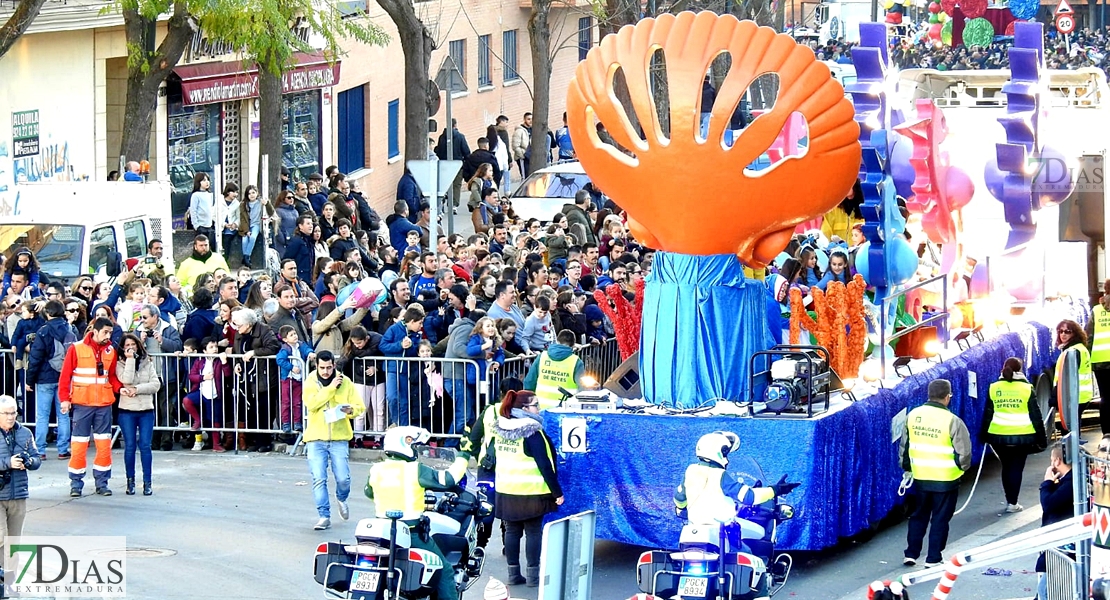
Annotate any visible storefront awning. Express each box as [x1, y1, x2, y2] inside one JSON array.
[[172, 52, 341, 106]]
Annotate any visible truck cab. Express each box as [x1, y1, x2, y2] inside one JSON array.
[[0, 181, 176, 286]]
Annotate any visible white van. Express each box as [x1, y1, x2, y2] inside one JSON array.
[[0, 181, 176, 285]]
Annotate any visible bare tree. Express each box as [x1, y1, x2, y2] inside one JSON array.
[[0, 0, 48, 60], [119, 0, 198, 166], [377, 0, 436, 162]]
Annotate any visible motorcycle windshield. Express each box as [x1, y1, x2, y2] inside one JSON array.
[[729, 455, 766, 489], [416, 445, 458, 467]]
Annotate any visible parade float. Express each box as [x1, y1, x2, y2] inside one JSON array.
[[543, 11, 1108, 552]]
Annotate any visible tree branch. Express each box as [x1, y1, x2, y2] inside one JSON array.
[[0, 0, 48, 60]]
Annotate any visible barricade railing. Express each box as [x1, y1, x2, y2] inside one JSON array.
[[1, 338, 622, 456], [1045, 548, 1080, 600]]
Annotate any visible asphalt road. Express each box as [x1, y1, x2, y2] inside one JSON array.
[[15, 429, 1089, 600]]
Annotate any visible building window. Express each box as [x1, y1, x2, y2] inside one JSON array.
[[503, 30, 519, 82], [578, 17, 593, 61], [449, 39, 466, 82], [478, 34, 492, 87], [337, 86, 366, 174], [387, 99, 400, 160]]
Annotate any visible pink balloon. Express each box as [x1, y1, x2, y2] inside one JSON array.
[[929, 23, 943, 40], [944, 166, 974, 210]]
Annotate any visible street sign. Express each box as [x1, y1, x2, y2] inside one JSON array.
[[1056, 13, 1076, 34], [434, 56, 467, 94], [1056, 0, 1073, 14]]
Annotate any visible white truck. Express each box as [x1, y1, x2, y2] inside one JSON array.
[[0, 181, 176, 285]]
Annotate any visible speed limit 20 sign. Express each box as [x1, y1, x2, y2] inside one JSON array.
[[1056, 13, 1075, 34]]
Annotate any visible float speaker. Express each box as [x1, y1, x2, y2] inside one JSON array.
[[604, 352, 641, 399]]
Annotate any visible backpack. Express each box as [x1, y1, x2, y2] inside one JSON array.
[[48, 327, 78, 373]]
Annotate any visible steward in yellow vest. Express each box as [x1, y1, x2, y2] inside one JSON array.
[[524, 329, 585, 410], [490, 390, 563, 587], [900, 379, 971, 566], [1055, 320, 1093, 407], [981, 358, 1048, 511], [1090, 289, 1110, 433], [365, 426, 469, 600]]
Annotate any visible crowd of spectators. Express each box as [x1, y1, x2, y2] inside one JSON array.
[[0, 150, 645, 454], [809, 25, 1110, 72]]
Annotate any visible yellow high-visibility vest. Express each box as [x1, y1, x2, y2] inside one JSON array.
[[1056, 344, 1094, 405], [494, 432, 553, 496], [1092, 306, 1110, 364], [534, 352, 579, 410], [367, 460, 424, 520], [986, 380, 1036, 436], [907, 404, 964, 482]]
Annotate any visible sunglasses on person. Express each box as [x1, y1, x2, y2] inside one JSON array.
[[66, 307, 80, 314], [1058, 329, 1073, 335], [79, 285, 93, 292]]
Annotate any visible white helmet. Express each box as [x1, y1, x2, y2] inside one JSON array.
[[383, 426, 431, 460], [695, 431, 740, 468]]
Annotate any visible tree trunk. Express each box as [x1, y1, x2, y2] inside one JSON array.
[[527, 0, 552, 175], [258, 57, 283, 199], [120, 3, 196, 166], [0, 0, 47, 61], [377, 0, 434, 162]]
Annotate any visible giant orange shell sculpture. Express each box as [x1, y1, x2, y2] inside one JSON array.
[[566, 12, 862, 267]]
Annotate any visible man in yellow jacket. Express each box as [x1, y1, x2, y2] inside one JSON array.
[[303, 350, 364, 531]]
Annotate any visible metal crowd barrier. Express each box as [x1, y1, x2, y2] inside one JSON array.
[[0, 337, 622, 455], [1045, 548, 1080, 600]]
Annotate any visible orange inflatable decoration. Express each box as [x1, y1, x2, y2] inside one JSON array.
[[566, 12, 862, 267]]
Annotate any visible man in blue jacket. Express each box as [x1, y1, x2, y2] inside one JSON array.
[[380, 307, 424, 428], [397, 168, 424, 220], [283, 214, 316, 284], [385, 201, 422, 254], [0, 394, 42, 544], [25, 301, 77, 459]]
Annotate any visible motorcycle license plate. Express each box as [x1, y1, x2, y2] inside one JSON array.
[[351, 570, 381, 592], [678, 576, 708, 597]]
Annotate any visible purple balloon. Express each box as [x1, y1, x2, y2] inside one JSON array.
[[983, 154, 1006, 202], [1032, 144, 1075, 208], [890, 135, 915, 199]]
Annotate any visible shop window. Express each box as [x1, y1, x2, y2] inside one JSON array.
[[388, 99, 400, 160], [579, 17, 593, 61], [89, 225, 118, 275], [338, 85, 366, 174], [478, 34, 492, 88], [449, 39, 466, 82], [282, 91, 322, 182], [123, 220, 147, 259], [503, 30, 519, 82], [166, 101, 222, 196]]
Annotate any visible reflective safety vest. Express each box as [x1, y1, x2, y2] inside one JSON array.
[[70, 342, 116, 407], [367, 459, 424, 520], [678, 463, 737, 525], [906, 404, 964, 482], [477, 405, 499, 467], [1056, 344, 1094, 405], [1092, 305, 1110, 364], [534, 352, 579, 410], [494, 432, 553, 496], [986, 380, 1035, 436]]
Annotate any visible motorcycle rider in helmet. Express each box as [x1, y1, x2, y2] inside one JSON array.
[[365, 426, 470, 600], [673, 431, 799, 540]]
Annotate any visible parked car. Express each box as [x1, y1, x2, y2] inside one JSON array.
[[508, 161, 596, 223]]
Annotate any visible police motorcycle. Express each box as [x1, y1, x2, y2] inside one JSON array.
[[637, 432, 798, 600], [313, 429, 492, 599]]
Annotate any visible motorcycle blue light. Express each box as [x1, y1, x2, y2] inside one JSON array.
[[686, 563, 705, 575], [357, 557, 377, 567]]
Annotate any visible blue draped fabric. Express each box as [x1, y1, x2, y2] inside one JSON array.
[[640, 252, 775, 408], [543, 323, 1056, 551]]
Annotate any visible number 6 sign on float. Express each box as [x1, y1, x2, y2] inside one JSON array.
[[561, 417, 588, 453]]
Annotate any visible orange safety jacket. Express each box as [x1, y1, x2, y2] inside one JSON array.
[[59, 334, 121, 406]]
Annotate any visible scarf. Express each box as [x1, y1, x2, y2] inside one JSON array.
[[511, 407, 542, 423], [190, 248, 213, 263], [317, 371, 336, 387]]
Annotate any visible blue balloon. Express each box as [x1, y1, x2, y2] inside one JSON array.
[[1009, 0, 1038, 20], [854, 238, 918, 288]]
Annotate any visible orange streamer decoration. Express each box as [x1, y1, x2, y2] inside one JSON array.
[[566, 11, 861, 267], [788, 274, 867, 377]]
